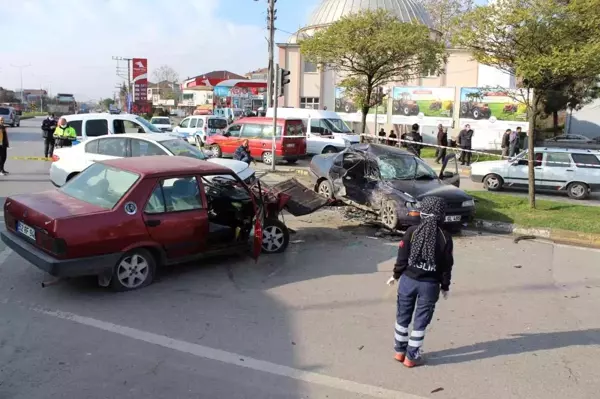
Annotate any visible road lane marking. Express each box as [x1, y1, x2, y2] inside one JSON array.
[[0, 247, 13, 264], [35, 308, 426, 399], [10, 156, 52, 161]]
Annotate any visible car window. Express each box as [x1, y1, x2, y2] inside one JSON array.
[[377, 154, 437, 180], [286, 121, 305, 137], [197, 119, 204, 128], [134, 116, 161, 133], [180, 118, 190, 128], [98, 138, 128, 157], [144, 176, 203, 214], [207, 118, 227, 129], [85, 140, 99, 154], [227, 124, 242, 138], [121, 120, 145, 134], [0, 107, 9, 115], [160, 139, 207, 159], [262, 125, 282, 138], [190, 118, 198, 128], [545, 152, 571, 168], [85, 119, 108, 137], [131, 139, 168, 157], [151, 117, 170, 125], [60, 163, 139, 209], [69, 120, 83, 136], [310, 119, 325, 134], [241, 124, 263, 138], [572, 153, 600, 168]]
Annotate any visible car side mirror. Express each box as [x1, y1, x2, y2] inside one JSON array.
[[442, 171, 455, 179]]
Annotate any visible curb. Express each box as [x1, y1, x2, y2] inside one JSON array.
[[471, 219, 600, 248]]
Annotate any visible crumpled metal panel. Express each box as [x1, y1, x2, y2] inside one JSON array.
[[271, 178, 330, 217]]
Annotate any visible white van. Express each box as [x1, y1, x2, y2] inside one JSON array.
[[172, 115, 229, 146], [266, 108, 360, 154], [0, 106, 21, 127], [63, 113, 162, 141]]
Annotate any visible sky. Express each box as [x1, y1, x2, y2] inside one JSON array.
[[0, 0, 320, 101]]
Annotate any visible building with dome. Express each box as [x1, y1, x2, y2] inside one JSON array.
[[277, 0, 519, 148]]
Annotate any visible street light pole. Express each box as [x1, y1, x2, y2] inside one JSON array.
[[11, 64, 31, 103], [258, 0, 276, 109]]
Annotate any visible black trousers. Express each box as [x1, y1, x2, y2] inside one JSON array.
[[0, 146, 7, 172], [460, 146, 472, 164], [44, 137, 55, 158]]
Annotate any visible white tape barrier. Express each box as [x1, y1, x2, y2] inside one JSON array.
[[359, 134, 600, 168]]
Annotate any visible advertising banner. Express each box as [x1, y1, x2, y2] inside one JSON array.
[[132, 58, 150, 114], [391, 87, 455, 127], [458, 87, 529, 149], [334, 87, 388, 124]]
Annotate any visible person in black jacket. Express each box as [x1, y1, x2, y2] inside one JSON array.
[[41, 113, 57, 158], [233, 139, 254, 165], [0, 117, 9, 175], [386, 196, 454, 367], [405, 123, 423, 157], [434, 125, 448, 164]]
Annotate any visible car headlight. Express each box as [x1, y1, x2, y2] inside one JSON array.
[[406, 201, 421, 216], [462, 199, 475, 207]]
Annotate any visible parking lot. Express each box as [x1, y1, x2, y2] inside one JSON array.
[[1, 119, 600, 398]]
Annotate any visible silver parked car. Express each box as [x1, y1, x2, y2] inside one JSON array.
[[470, 147, 600, 200], [0, 106, 21, 127]]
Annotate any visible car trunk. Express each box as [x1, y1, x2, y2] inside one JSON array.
[[269, 178, 329, 216], [4, 190, 107, 256]]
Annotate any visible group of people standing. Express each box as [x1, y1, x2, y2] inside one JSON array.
[[41, 113, 78, 158], [501, 126, 525, 158]]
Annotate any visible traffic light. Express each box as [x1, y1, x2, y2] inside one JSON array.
[[278, 68, 290, 97]]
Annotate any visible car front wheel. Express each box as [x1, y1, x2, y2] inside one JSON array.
[[317, 179, 334, 199], [210, 144, 222, 157], [322, 146, 337, 154], [567, 182, 589, 200], [261, 219, 290, 254], [110, 248, 156, 291], [380, 199, 399, 230], [483, 174, 503, 191]]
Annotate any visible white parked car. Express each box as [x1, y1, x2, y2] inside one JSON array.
[[149, 116, 173, 132], [62, 112, 162, 141], [172, 115, 229, 146], [50, 133, 255, 187], [265, 108, 360, 154], [470, 147, 600, 200]]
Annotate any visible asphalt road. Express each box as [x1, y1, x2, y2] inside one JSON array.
[[1, 119, 600, 398]]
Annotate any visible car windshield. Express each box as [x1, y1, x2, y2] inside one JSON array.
[[322, 118, 353, 133], [208, 118, 228, 129], [151, 117, 170, 125], [161, 139, 207, 160], [0, 108, 10, 115], [60, 163, 139, 209], [135, 116, 162, 133], [377, 154, 437, 180]]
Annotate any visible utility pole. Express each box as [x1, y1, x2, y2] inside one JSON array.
[[260, 0, 276, 109], [112, 56, 132, 108], [272, 64, 280, 172], [11, 64, 31, 103]]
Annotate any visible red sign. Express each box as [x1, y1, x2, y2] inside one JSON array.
[[132, 101, 152, 115], [132, 58, 148, 102]]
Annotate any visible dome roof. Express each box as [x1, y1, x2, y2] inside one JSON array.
[[307, 0, 433, 29]]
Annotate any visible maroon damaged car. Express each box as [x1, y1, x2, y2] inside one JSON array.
[[1, 156, 301, 291]]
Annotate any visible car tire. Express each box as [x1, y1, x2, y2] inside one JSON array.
[[317, 179, 334, 199], [211, 144, 222, 157], [262, 151, 274, 165], [109, 248, 156, 292], [567, 182, 589, 200], [10, 123, 15, 127], [261, 219, 290, 254], [66, 172, 79, 182], [322, 146, 337, 154], [380, 199, 399, 230], [16, 121, 20, 127], [483, 174, 503, 191]]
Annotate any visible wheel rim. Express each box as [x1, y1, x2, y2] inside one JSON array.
[[262, 225, 285, 252], [324, 147, 336, 154], [318, 182, 331, 197], [571, 184, 585, 197], [381, 203, 396, 228], [263, 152, 273, 164], [211, 145, 221, 156], [117, 254, 149, 289], [486, 176, 500, 189]]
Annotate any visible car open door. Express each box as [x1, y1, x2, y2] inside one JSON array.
[[439, 153, 461, 188], [250, 180, 265, 261]]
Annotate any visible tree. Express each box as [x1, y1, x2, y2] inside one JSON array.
[[300, 9, 447, 134], [542, 78, 600, 134], [421, 0, 474, 42], [152, 65, 179, 84], [101, 98, 115, 110], [452, 0, 600, 208]]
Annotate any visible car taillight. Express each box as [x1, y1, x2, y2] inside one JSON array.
[[51, 155, 60, 162]]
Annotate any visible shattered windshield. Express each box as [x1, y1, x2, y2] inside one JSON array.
[[377, 154, 437, 180], [323, 118, 352, 133]]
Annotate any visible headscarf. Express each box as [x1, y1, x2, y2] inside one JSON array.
[[408, 196, 446, 269]]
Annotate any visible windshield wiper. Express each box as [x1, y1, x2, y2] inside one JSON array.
[[414, 174, 435, 180]]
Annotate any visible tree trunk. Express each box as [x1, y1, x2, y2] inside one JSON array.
[[553, 111, 559, 135], [527, 91, 540, 209]]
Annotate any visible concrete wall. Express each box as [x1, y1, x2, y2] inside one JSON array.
[[567, 99, 600, 138]]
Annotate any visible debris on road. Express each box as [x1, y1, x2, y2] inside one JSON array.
[[514, 265, 523, 269], [431, 387, 445, 394], [514, 235, 537, 243]]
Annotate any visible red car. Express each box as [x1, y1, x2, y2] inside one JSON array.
[[1, 156, 292, 291], [205, 117, 307, 165]]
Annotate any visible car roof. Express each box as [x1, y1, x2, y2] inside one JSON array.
[[89, 133, 176, 142], [64, 112, 139, 120], [100, 156, 233, 177], [234, 117, 301, 124], [533, 147, 600, 154]]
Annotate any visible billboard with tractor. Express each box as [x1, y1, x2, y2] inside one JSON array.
[[334, 86, 388, 124], [391, 87, 455, 127]]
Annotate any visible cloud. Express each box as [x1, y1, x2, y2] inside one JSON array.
[[1, 0, 267, 100]]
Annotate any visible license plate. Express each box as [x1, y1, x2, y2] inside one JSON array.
[[17, 221, 36, 240], [445, 215, 462, 222]]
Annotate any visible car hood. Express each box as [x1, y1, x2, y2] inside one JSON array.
[[207, 158, 254, 180], [471, 159, 507, 171], [153, 124, 172, 129], [385, 179, 472, 202]]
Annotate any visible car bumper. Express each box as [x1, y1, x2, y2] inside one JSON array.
[[1, 230, 121, 278], [49, 163, 69, 187], [470, 174, 485, 183], [397, 209, 475, 227]]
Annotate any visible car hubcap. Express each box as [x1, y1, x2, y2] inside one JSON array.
[[318, 182, 331, 197], [212, 145, 221, 156], [262, 225, 284, 252], [382, 203, 395, 228], [117, 254, 149, 288], [264, 152, 273, 164], [487, 177, 499, 189], [572, 185, 585, 197]]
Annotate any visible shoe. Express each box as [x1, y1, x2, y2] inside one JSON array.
[[394, 352, 406, 362], [1, 170, 8, 174], [403, 356, 424, 368], [0, 172, 5, 176]]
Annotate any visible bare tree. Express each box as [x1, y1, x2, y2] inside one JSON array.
[[152, 65, 179, 84]]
